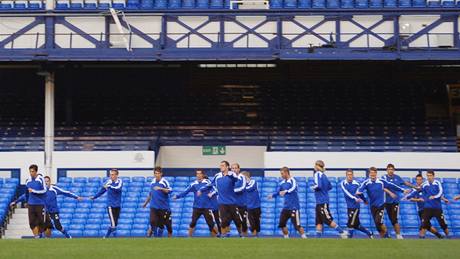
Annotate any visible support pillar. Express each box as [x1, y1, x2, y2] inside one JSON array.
[[44, 72, 55, 177]]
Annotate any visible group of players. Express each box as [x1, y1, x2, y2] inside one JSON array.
[[11, 161, 460, 239]]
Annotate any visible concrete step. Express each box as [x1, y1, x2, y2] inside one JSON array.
[[13, 208, 28, 214], [3, 234, 33, 239], [9, 214, 28, 220], [3, 231, 31, 239], [6, 225, 30, 230], [2, 208, 32, 239]]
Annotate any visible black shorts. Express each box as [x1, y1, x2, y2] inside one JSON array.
[[315, 204, 333, 226], [247, 207, 261, 233], [190, 208, 215, 231], [150, 208, 173, 233], [371, 206, 385, 229], [28, 205, 45, 229], [279, 209, 302, 230], [218, 204, 242, 229], [422, 208, 448, 231], [108, 207, 121, 228], [347, 208, 361, 229], [384, 203, 399, 225], [44, 212, 53, 230], [213, 210, 221, 233], [237, 206, 248, 232], [44, 212, 64, 231], [418, 210, 431, 230]]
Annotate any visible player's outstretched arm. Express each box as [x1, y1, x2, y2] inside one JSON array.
[[441, 196, 450, 204], [143, 193, 152, 208], [382, 179, 407, 193], [384, 188, 397, 199], [91, 185, 108, 200]]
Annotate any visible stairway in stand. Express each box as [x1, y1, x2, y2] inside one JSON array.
[[3, 208, 32, 239]]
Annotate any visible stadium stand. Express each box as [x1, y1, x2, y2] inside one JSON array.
[[50, 176, 460, 238], [0, 0, 460, 10], [0, 75, 456, 152], [0, 178, 20, 237]]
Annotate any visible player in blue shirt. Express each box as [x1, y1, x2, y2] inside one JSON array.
[[25, 164, 47, 238], [198, 161, 243, 238], [173, 169, 218, 237], [90, 169, 123, 238], [381, 164, 417, 239], [43, 176, 82, 238], [10, 192, 28, 208], [232, 163, 249, 237], [242, 171, 261, 237], [143, 167, 173, 238], [404, 173, 444, 239], [311, 160, 348, 239], [418, 170, 450, 239], [269, 167, 307, 239], [340, 169, 373, 239], [356, 167, 409, 238]]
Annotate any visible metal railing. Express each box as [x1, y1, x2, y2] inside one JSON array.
[[0, 32, 458, 51]]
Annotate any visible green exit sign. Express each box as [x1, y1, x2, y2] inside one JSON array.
[[202, 146, 226, 156]]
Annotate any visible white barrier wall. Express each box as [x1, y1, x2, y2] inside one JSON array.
[[0, 152, 44, 184], [52, 151, 155, 182], [157, 146, 265, 168], [264, 152, 460, 178], [3, 150, 460, 183]]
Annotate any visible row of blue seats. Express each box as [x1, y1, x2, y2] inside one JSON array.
[[1, 0, 459, 10], [0, 179, 19, 224], [56, 208, 458, 225], [54, 185, 460, 199], [51, 213, 459, 237]]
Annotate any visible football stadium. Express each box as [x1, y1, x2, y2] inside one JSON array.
[[1, 1, 460, 258]]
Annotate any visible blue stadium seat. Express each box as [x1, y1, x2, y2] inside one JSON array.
[[131, 229, 146, 237], [84, 230, 100, 237]]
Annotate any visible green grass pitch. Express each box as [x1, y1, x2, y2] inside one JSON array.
[[0, 238, 459, 259]]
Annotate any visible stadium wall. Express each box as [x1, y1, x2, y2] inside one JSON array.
[[0, 151, 154, 184], [0, 152, 44, 184], [4, 151, 460, 183], [156, 146, 265, 168], [264, 152, 460, 178], [53, 151, 155, 181]]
